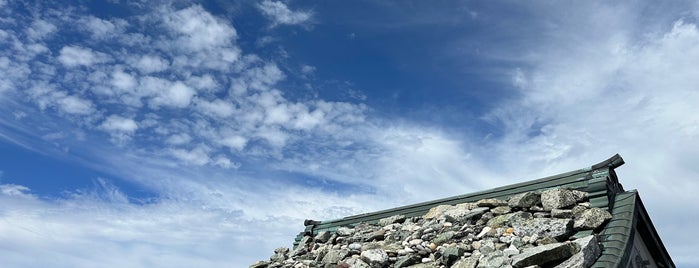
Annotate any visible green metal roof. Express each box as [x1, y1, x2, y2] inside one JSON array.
[[294, 154, 674, 267]]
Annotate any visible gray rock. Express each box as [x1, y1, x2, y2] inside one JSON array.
[[406, 263, 440, 268], [336, 227, 355, 236], [574, 208, 612, 230], [432, 231, 455, 245], [425, 205, 453, 219], [480, 239, 496, 254], [503, 244, 520, 256], [322, 249, 350, 264], [394, 255, 421, 268], [554, 235, 601, 268], [363, 229, 386, 242], [378, 214, 406, 226], [511, 242, 579, 268], [476, 198, 508, 208], [361, 249, 389, 268], [349, 242, 362, 251], [541, 189, 578, 211], [550, 209, 572, 218], [455, 207, 490, 222], [477, 252, 508, 268], [315, 231, 332, 243], [512, 218, 573, 240], [345, 258, 372, 268], [453, 256, 479, 268], [249, 260, 270, 268], [571, 190, 588, 203], [444, 204, 475, 219], [508, 192, 541, 208], [572, 205, 588, 218], [441, 246, 465, 266], [491, 206, 512, 215], [270, 247, 289, 262]]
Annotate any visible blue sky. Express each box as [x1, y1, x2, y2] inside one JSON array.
[[1, 0, 698, 267]]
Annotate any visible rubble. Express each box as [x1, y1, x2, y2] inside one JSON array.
[[252, 188, 608, 268]]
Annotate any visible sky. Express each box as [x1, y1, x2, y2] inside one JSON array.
[[0, 0, 698, 267]]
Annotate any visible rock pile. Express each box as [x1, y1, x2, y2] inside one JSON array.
[[251, 188, 612, 268]]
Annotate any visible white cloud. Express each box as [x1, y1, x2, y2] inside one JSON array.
[[101, 115, 138, 134], [57, 95, 94, 115], [25, 19, 56, 41], [195, 99, 235, 118], [57, 45, 107, 67], [0, 184, 35, 198], [149, 81, 196, 109], [81, 16, 126, 39], [258, 0, 312, 26], [170, 146, 212, 166], [165, 133, 192, 145], [300, 64, 315, 75], [131, 55, 170, 74], [162, 5, 237, 52], [111, 69, 138, 91], [26, 85, 95, 115], [219, 135, 247, 151]]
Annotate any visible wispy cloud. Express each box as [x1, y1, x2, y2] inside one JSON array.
[[258, 0, 312, 26]]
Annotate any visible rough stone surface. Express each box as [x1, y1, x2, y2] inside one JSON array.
[[453, 256, 479, 268], [322, 249, 350, 264], [551, 209, 573, 218], [336, 227, 355, 236], [541, 189, 578, 211], [314, 231, 332, 243], [478, 251, 509, 268], [492, 206, 512, 215], [554, 235, 601, 268], [378, 214, 406, 226], [424, 205, 452, 219], [508, 192, 541, 208], [442, 246, 465, 266], [394, 255, 421, 268], [476, 198, 508, 208], [511, 242, 580, 268], [512, 218, 574, 240], [360, 249, 389, 268], [574, 208, 612, 230], [249, 260, 269, 268], [252, 187, 612, 268]]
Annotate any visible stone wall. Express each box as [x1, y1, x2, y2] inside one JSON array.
[[251, 188, 612, 268]]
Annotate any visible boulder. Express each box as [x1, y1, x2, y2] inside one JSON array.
[[512, 217, 574, 240], [511, 242, 580, 268], [452, 255, 479, 268], [270, 247, 289, 262], [361, 249, 389, 268], [541, 189, 578, 211], [394, 255, 421, 268], [441, 246, 465, 266], [555, 235, 601, 268], [574, 208, 612, 230], [424, 205, 453, 219], [476, 198, 508, 208], [315, 231, 332, 243], [508, 192, 541, 208], [477, 251, 508, 268], [322, 249, 350, 264], [378, 215, 406, 226], [249, 260, 270, 268]]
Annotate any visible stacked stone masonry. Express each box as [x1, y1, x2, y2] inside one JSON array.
[[251, 188, 612, 268]]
